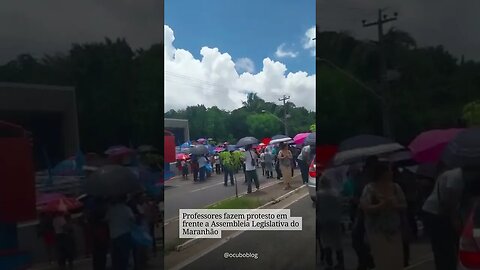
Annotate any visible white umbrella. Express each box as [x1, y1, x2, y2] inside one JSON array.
[[269, 137, 293, 145], [334, 134, 404, 166]]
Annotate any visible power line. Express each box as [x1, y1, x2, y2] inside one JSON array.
[[278, 95, 291, 136], [165, 71, 252, 94], [362, 9, 398, 138]]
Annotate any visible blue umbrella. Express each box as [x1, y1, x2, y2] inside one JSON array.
[[227, 145, 237, 152], [180, 141, 191, 148], [52, 159, 76, 176]]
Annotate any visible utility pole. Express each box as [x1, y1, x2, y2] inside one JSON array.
[[363, 9, 398, 138], [278, 95, 290, 136]]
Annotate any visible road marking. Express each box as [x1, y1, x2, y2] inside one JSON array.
[[169, 188, 308, 270], [190, 181, 225, 192], [164, 174, 299, 225], [404, 255, 433, 269]]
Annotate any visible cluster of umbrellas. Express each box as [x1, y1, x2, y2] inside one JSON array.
[[37, 164, 148, 214], [177, 132, 315, 159], [236, 132, 316, 148], [331, 128, 480, 171]]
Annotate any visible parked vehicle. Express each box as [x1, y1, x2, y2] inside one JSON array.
[[459, 201, 480, 270], [307, 154, 318, 201]]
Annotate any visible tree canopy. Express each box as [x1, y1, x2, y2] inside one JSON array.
[[164, 94, 315, 143], [317, 28, 480, 145], [0, 38, 164, 152]]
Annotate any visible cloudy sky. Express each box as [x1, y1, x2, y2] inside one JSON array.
[[317, 0, 480, 61], [0, 0, 163, 64], [165, 0, 316, 112]]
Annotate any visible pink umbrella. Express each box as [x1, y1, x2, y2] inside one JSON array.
[[293, 133, 311, 145], [39, 197, 83, 213], [176, 153, 189, 160], [408, 128, 464, 163], [214, 147, 224, 152]]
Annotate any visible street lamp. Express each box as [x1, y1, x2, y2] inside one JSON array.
[[261, 110, 289, 135]]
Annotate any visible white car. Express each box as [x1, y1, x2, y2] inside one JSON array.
[[307, 155, 317, 201], [308, 159, 349, 202]]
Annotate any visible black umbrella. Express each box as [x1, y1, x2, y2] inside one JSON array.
[[334, 134, 404, 166], [190, 145, 209, 155], [304, 133, 316, 146], [236, 137, 259, 147], [442, 128, 480, 168], [85, 165, 141, 197]]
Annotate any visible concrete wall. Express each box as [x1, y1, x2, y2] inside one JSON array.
[[164, 118, 189, 142], [0, 82, 79, 158]]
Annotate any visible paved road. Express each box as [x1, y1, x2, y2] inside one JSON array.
[[165, 168, 281, 221], [178, 194, 316, 270]]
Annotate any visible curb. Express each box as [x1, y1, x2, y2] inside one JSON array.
[[166, 174, 301, 225], [174, 184, 306, 251]]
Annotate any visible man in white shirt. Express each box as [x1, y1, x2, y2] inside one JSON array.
[[297, 145, 311, 184], [106, 197, 135, 270], [422, 168, 464, 270], [244, 145, 260, 193]]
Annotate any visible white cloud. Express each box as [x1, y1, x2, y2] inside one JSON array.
[[303, 26, 316, 56], [235, 57, 255, 73], [164, 25, 315, 112], [275, 43, 299, 58]]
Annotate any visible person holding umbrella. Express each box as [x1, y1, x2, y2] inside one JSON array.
[[222, 150, 235, 186], [85, 165, 140, 270], [422, 128, 480, 270], [297, 144, 311, 184], [106, 195, 135, 270], [52, 212, 76, 270], [264, 149, 274, 179], [244, 144, 260, 193], [278, 143, 293, 190]]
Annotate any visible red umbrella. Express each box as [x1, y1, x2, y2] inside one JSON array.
[[409, 128, 464, 163], [36, 192, 66, 207], [39, 197, 83, 213], [261, 138, 271, 145]]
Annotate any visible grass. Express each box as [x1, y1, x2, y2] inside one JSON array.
[[207, 197, 263, 209]]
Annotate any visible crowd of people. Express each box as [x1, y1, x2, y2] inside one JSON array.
[[176, 141, 315, 193], [37, 192, 162, 270], [316, 154, 480, 270]]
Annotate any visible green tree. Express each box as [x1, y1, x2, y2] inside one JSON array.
[[246, 114, 282, 138], [463, 100, 480, 127]]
